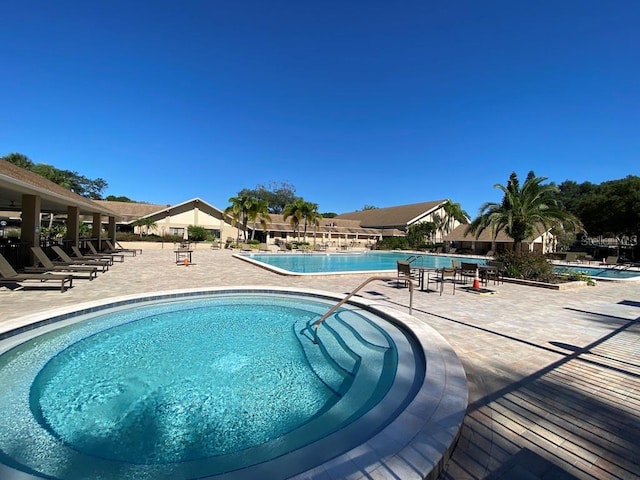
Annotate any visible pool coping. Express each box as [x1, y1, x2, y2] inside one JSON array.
[[0, 286, 469, 480]]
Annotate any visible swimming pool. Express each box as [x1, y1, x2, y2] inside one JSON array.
[[554, 264, 640, 280], [0, 287, 468, 480], [240, 251, 640, 280], [240, 251, 485, 275]]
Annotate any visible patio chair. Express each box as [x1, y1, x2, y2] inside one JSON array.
[[51, 245, 110, 272], [483, 260, 505, 285], [397, 261, 419, 288], [459, 262, 479, 284], [86, 243, 125, 263], [602, 256, 619, 266], [27, 247, 98, 280], [0, 253, 73, 292], [431, 267, 457, 295]]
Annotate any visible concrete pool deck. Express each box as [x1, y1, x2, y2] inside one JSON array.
[[1, 243, 639, 480]]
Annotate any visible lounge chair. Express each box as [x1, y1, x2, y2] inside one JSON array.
[[104, 240, 138, 256], [602, 256, 619, 266], [259, 243, 270, 252], [27, 247, 98, 280], [115, 240, 142, 255], [86, 243, 125, 263], [564, 252, 582, 264], [72, 245, 114, 265], [0, 253, 73, 292], [51, 245, 110, 272]]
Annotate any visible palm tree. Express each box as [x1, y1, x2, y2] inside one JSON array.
[[304, 204, 323, 247], [225, 193, 256, 243], [433, 200, 469, 243], [282, 198, 306, 241], [466, 171, 583, 252], [247, 199, 272, 240], [132, 217, 158, 237], [283, 199, 322, 244]]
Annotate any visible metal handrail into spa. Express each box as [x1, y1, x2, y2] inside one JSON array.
[[312, 275, 415, 344]]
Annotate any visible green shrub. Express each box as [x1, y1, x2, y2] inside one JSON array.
[[187, 225, 210, 242], [496, 251, 556, 283], [377, 237, 409, 250], [559, 270, 596, 286]]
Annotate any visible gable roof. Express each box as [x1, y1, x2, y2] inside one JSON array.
[[93, 200, 173, 223], [335, 200, 447, 229], [444, 223, 551, 243], [94, 198, 228, 224], [0, 159, 117, 216]]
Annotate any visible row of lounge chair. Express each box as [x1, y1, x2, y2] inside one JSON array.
[[0, 241, 141, 293]]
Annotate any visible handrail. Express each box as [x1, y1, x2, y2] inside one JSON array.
[[405, 255, 423, 264], [312, 275, 415, 344]]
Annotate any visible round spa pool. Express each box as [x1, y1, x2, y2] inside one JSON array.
[[0, 288, 468, 480]]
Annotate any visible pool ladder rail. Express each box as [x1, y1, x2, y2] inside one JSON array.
[[312, 275, 415, 344]]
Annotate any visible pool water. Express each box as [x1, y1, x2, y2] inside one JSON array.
[[244, 251, 485, 274], [0, 292, 415, 479], [554, 265, 640, 280], [242, 251, 640, 280]]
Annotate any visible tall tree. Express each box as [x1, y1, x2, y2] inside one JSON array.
[[247, 199, 272, 240], [282, 198, 306, 241], [433, 199, 469, 239], [559, 175, 640, 238], [2, 152, 108, 199], [1, 152, 34, 169], [225, 193, 257, 243], [240, 181, 296, 214], [303, 203, 323, 245], [131, 217, 158, 237], [467, 171, 583, 252], [283, 199, 322, 243]]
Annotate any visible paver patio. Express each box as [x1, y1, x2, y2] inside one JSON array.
[[1, 243, 638, 479]]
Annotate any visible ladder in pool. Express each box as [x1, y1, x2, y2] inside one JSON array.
[[312, 275, 415, 344]]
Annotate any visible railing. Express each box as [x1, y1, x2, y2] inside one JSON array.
[[312, 275, 415, 344]]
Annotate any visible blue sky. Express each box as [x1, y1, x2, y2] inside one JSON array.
[[1, 1, 638, 217]]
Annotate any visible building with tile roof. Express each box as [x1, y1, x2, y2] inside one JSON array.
[[335, 200, 464, 243], [0, 159, 120, 267], [444, 223, 556, 255]]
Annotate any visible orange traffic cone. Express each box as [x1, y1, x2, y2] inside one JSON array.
[[472, 268, 481, 290]]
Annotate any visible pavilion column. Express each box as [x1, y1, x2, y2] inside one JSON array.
[[66, 206, 80, 247], [107, 217, 116, 243], [92, 213, 103, 249], [21, 194, 41, 248]]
